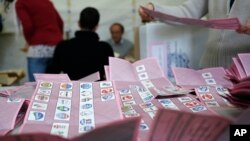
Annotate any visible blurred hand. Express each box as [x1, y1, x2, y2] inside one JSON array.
[[138, 3, 154, 23], [20, 43, 29, 53], [236, 19, 250, 35]]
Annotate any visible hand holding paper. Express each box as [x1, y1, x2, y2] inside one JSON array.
[[140, 6, 240, 30], [138, 3, 155, 23], [236, 19, 250, 35]]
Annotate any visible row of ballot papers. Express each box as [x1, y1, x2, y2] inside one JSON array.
[[0, 56, 247, 141]]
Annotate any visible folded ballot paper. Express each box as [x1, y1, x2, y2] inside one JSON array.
[[172, 67, 233, 89], [0, 97, 26, 135], [19, 80, 122, 138], [0, 117, 140, 141], [148, 108, 231, 141]]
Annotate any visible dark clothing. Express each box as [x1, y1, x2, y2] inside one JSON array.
[[0, 14, 3, 32], [46, 31, 114, 80], [230, 0, 235, 9]]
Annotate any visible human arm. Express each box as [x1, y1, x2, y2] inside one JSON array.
[[15, 0, 34, 44], [236, 19, 250, 35], [138, 0, 208, 23], [20, 42, 29, 53], [138, 2, 154, 23]]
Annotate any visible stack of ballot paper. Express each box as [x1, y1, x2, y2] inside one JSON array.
[[226, 53, 250, 83], [224, 53, 250, 106], [148, 108, 231, 141]]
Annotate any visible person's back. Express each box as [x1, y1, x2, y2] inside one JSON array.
[[53, 31, 113, 80], [47, 7, 114, 80]]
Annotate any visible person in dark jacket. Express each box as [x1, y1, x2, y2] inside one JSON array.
[[46, 7, 114, 80], [0, 14, 3, 32]]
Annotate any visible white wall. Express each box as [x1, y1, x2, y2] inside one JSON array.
[[0, 0, 186, 84], [51, 0, 186, 42]]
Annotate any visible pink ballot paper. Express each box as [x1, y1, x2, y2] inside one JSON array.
[[148, 108, 231, 141], [141, 6, 240, 30], [0, 97, 25, 135], [109, 57, 166, 81], [195, 85, 235, 108], [19, 80, 122, 138], [172, 67, 233, 89], [34, 73, 71, 82], [0, 117, 140, 141], [226, 53, 250, 82], [104, 65, 110, 80], [238, 53, 250, 76], [78, 72, 100, 82], [115, 79, 215, 141], [231, 57, 246, 80]]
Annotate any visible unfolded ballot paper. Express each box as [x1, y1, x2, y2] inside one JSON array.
[[112, 69, 218, 141], [109, 57, 166, 82], [172, 67, 233, 89], [195, 85, 235, 108], [19, 80, 122, 138], [0, 117, 140, 141], [108, 57, 218, 140], [123, 94, 219, 141]]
